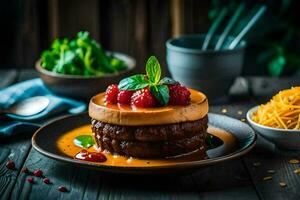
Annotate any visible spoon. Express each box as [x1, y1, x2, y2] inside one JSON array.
[[228, 6, 266, 49], [1, 96, 50, 117]]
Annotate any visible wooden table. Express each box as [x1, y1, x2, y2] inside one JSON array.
[[1, 69, 300, 200]]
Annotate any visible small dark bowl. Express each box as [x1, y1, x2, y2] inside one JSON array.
[[166, 34, 246, 102], [36, 52, 136, 101]]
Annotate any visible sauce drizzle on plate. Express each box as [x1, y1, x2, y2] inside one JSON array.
[[75, 149, 107, 162]]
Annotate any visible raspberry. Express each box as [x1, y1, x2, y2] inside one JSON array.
[[105, 84, 119, 104], [168, 84, 191, 105], [131, 88, 157, 108], [117, 90, 134, 105], [33, 169, 43, 177]]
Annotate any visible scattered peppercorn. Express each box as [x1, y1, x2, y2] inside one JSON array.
[[43, 178, 51, 184], [27, 177, 34, 183], [294, 168, 300, 174], [279, 182, 287, 187], [21, 167, 29, 173], [289, 159, 299, 164], [221, 108, 227, 113], [262, 176, 272, 181], [33, 169, 43, 177], [267, 169, 275, 174], [58, 186, 68, 192], [5, 160, 15, 170]]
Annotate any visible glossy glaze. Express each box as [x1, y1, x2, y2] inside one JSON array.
[[89, 89, 209, 126]]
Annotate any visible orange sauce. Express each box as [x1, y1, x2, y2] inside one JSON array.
[[57, 125, 237, 167]]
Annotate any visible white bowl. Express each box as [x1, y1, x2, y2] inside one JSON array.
[[247, 106, 300, 150]]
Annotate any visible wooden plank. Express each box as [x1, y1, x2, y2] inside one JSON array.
[[0, 139, 31, 200], [0, 70, 39, 200], [99, 0, 137, 71], [47, 0, 59, 40], [182, 0, 210, 34], [56, 0, 100, 40], [16, 69, 39, 82], [133, 0, 148, 73], [170, 0, 184, 37], [148, 0, 172, 76], [0, 70, 28, 199], [248, 76, 300, 103], [10, 149, 258, 200], [9, 75, 300, 200], [13, 0, 41, 68], [244, 152, 300, 200], [241, 78, 300, 200], [0, 70, 18, 89]]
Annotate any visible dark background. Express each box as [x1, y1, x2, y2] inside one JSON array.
[[0, 0, 299, 76]]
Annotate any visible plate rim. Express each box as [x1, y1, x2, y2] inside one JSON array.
[[32, 112, 257, 172]]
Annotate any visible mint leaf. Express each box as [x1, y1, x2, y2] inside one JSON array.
[[150, 85, 169, 106], [159, 77, 178, 85], [146, 56, 161, 84], [74, 135, 95, 149], [118, 74, 149, 91]]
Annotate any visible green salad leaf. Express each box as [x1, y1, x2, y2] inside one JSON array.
[[40, 31, 127, 76]]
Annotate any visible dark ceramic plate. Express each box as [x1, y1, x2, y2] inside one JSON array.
[[32, 113, 256, 174]]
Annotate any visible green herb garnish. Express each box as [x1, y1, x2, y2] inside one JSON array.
[[118, 74, 149, 91], [205, 134, 223, 149], [73, 135, 95, 149], [118, 56, 177, 106], [150, 85, 169, 106], [40, 31, 127, 76], [159, 77, 179, 85]]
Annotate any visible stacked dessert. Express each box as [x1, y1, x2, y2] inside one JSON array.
[[89, 56, 209, 158]]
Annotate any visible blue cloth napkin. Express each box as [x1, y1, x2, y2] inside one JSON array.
[[0, 78, 86, 138]]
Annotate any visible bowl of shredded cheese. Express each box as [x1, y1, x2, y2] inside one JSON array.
[[247, 87, 300, 150]]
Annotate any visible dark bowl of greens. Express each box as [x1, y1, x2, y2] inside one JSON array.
[[36, 31, 136, 100]]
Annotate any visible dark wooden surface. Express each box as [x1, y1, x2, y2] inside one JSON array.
[[1, 69, 300, 200], [0, 0, 211, 75]]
